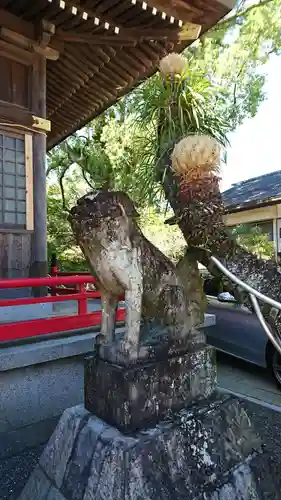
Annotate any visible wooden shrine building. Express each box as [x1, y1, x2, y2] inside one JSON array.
[[0, 0, 234, 290]]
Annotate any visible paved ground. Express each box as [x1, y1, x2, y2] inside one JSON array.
[[217, 352, 281, 408], [0, 445, 44, 500]]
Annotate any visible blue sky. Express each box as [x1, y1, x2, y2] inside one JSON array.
[[220, 54, 281, 192]]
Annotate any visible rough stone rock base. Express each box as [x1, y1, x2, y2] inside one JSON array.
[[19, 393, 281, 500], [85, 345, 216, 431]]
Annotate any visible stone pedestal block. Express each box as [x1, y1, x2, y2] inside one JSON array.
[[19, 394, 281, 500], [84, 345, 216, 432]]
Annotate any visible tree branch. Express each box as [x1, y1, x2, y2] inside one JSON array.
[[59, 166, 71, 212], [216, 0, 275, 30], [81, 169, 95, 190], [232, 59, 247, 107]]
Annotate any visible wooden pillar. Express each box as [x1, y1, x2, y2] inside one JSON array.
[[30, 54, 48, 295]]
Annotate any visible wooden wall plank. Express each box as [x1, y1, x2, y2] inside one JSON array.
[[0, 232, 31, 279], [25, 133, 34, 231]]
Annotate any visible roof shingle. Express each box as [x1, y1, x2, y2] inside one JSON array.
[[222, 170, 281, 209]]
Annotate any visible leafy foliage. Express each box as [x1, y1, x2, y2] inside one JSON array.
[[47, 116, 163, 208], [132, 70, 228, 147], [139, 207, 186, 263], [47, 0, 281, 206], [188, 0, 281, 129], [47, 180, 88, 271], [230, 223, 275, 259], [129, 66, 229, 200]]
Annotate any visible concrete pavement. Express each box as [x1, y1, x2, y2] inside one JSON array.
[[217, 352, 281, 409]]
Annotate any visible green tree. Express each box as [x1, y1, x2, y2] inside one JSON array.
[[47, 116, 162, 209], [187, 0, 281, 129], [47, 175, 88, 271], [47, 0, 281, 207], [230, 224, 275, 260], [139, 207, 186, 263]]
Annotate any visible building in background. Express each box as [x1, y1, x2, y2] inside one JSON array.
[[223, 170, 281, 260]]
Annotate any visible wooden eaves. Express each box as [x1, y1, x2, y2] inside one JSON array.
[[0, 0, 235, 149]]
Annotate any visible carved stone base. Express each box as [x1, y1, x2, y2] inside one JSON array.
[[84, 344, 216, 432], [19, 396, 281, 500]]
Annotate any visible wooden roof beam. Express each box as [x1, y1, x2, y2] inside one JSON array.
[[0, 8, 63, 59], [144, 0, 236, 23], [0, 8, 35, 39]]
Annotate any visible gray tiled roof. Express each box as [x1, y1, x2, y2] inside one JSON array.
[[222, 170, 281, 208]]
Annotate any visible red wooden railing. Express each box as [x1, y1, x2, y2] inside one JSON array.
[[0, 275, 125, 342], [49, 274, 91, 296], [49, 254, 91, 295], [49, 265, 91, 295]]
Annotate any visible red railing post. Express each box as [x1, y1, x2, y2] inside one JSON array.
[[78, 283, 88, 315]]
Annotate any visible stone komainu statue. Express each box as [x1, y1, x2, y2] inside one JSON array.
[[69, 190, 201, 360]]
